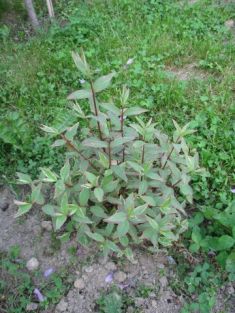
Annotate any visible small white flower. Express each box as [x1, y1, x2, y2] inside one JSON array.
[[79, 79, 86, 84], [126, 58, 134, 65]]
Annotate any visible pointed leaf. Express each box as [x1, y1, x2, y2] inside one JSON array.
[[67, 89, 91, 100], [117, 220, 129, 237], [82, 137, 108, 148], [14, 201, 32, 218], [125, 107, 148, 116], [94, 187, 104, 202], [105, 212, 127, 224], [93, 73, 115, 93], [16, 172, 32, 185]]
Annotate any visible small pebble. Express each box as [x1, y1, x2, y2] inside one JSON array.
[[26, 258, 39, 271], [26, 302, 38, 311], [56, 298, 68, 312], [114, 271, 127, 283], [156, 263, 165, 269], [74, 278, 85, 290], [225, 19, 234, 29], [135, 297, 145, 307], [41, 220, 53, 231], [84, 266, 93, 273], [105, 261, 117, 271], [151, 300, 157, 308], [159, 276, 168, 288]]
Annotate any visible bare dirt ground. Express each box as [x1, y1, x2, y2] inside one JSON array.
[[0, 186, 234, 313]]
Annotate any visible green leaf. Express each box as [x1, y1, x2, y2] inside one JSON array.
[[94, 187, 104, 202], [98, 152, 109, 169], [146, 172, 164, 181], [40, 125, 58, 134], [85, 171, 98, 186], [54, 180, 65, 198], [67, 204, 79, 216], [65, 123, 79, 141], [146, 216, 159, 231], [125, 107, 148, 116], [90, 205, 107, 218], [117, 220, 129, 237], [133, 204, 148, 215], [55, 214, 67, 230], [120, 235, 129, 247], [60, 160, 70, 182], [226, 252, 235, 273], [100, 102, 120, 115], [42, 204, 56, 216], [127, 161, 143, 174], [82, 137, 108, 148], [192, 229, 202, 244], [79, 188, 90, 206], [217, 235, 235, 250], [31, 183, 44, 205], [14, 201, 32, 218], [71, 51, 90, 76], [93, 73, 115, 93], [86, 231, 105, 242], [41, 168, 58, 183], [67, 89, 91, 100], [111, 136, 134, 148], [112, 165, 127, 182], [60, 193, 68, 214], [52, 139, 65, 147], [105, 212, 127, 224], [138, 180, 148, 195], [16, 172, 32, 184], [140, 196, 156, 206]]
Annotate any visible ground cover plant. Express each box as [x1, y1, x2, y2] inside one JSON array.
[[0, 0, 234, 312]]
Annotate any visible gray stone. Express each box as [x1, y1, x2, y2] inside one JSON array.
[[26, 303, 38, 311], [135, 297, 145, 307], [159, 276, 168, 288], [105, 261, 117, 271], [26, 257, 39, 271], [151, 300, 158, 308], [74, 278, 85, 290], [114, 271, 127, 283], [84, 266, 93, 273], [56, 298, 68, 312], [41, 220, 53, 231], [225, 19, 234, 29], [156, 263, 165, 269]]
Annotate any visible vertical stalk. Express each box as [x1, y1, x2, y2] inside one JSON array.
[[108, 140, 112, 168], [140, 144, 145, 181], [90, 80, 103, 140], [162, 136, 180, 169], [120, 107, 125, 162]]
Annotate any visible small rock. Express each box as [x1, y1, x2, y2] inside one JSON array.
[[84, 266, 93, 273], [74, 278, 85, 290], [149, 292, 156, 298], [156, 263, 165, 269], [225, 19, 234, 29], [105, 261, 117, 271], [159, 276, 168, 288], [26, 258, 39, 271], [56, 298, 68, 312], [41, 220, 53, 231], [151, 300, 157, 308], [114, 271, 127, 283], [226, 284, 234, 295], [26, 302, 38, 311], [135, 297, 145, 307]]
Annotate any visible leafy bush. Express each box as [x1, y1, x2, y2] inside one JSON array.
[[15, 51, 204, 259]]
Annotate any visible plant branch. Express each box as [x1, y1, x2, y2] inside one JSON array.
[[162, 136, 180, 169], [90, 80, 103, 140], [61, 134, 98, 171], [108, 139, 112, 168], [120, 107, 125, 162]]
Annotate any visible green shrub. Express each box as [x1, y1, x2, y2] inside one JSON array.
[[15, 51, 205, 259]]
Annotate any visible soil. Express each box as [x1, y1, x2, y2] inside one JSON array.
[[165, 63, 207, 81], [0, 186, 234, 313]]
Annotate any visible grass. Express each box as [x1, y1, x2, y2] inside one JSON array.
[[0, 0, 235, 312]]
